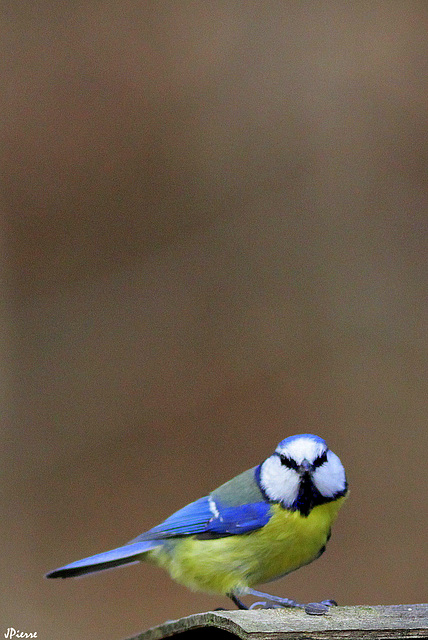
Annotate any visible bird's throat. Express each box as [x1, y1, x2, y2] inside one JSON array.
[[293, 473, 320, 517]]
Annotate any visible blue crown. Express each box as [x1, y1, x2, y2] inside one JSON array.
[[277, 434, 327, 448]]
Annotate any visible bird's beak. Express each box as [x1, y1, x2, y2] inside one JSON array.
[[299, 459, 312, 474]]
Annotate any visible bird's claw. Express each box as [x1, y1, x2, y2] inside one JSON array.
[[305, 599, 338, 615], [249, 597, 338, 614]]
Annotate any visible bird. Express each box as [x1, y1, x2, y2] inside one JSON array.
[[46, 434, 348, 614]]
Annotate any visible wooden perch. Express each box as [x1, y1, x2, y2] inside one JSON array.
[[125, 604, 428, 640]]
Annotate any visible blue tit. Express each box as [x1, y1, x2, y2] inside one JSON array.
[[46, 434, 348, 613]]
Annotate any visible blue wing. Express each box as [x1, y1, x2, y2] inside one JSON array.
[[47, 497, 272, 579], [47, 469, 273, 579], [206, 501, 272, 535], [131, 496, 272, 542]]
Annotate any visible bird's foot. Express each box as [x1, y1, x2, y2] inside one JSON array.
[[304, 600, 337, 615], [240, 589, 337, 615]]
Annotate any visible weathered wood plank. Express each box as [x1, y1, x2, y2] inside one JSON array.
[[125, 604, 428, 640]]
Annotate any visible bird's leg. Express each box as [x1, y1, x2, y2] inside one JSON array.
[[243, 588, 337, 615], [244, 588, 303, 610], [227, 593, 249, 609]]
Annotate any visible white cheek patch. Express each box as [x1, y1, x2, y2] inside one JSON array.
[[313, 451, 346, 497], [259, 455, 300, 507]]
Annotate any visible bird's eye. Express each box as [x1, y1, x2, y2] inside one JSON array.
[[279, 455, 299, 471], [313, 451, 328, 468]]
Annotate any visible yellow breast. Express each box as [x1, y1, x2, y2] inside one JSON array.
[[148, 497, 346, 596]]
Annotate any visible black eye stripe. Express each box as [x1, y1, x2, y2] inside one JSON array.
[[313, 451, 328, 468], [276, 450, 328, 470], [279, 454, 299, 471]]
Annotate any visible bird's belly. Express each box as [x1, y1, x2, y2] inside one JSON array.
[[148, 499, 344, 596]]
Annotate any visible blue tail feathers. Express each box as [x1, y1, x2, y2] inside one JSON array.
[[46, 540, 160, 578]]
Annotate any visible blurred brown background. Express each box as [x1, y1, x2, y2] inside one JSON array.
[[2, 2, 427, 640]]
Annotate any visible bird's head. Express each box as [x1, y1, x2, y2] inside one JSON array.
[[258, 434, 347, 516]]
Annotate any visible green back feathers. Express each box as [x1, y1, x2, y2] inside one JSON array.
[[211, 467, 265, 507]]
